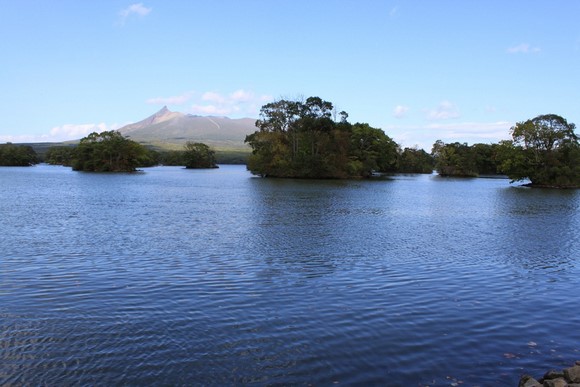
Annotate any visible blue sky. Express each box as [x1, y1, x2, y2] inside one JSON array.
[[1, 1, 579, 150]]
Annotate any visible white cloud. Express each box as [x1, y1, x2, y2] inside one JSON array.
[[507, 43, 541, 54], [202, 91, 227, 104], [119, 3, 152, 24], [0, 123, 120, 143], [230, 89, 254, 102], [389, 6, 399, 18], [426, 101, 460, 120], [384, 121, 513, 151], [146, 91, 194, 105], [49, 123, 120, 141], [190, 89, 272, 117], [0, 134, 51, 143], [424, 121, 512, 140], [190, 104, 232, 116], [393, 105, 409, 119]]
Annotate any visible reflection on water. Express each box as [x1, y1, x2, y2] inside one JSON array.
[[0, 165, 579, 385]]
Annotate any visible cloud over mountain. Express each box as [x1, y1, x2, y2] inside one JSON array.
[[147, 89, 272, 118]]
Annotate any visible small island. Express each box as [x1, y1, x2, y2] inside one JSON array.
[[498, 114, 579, 188], [244, 96, 426, 179], [71, 131, 153, 172], [183, 141, 218, 169]]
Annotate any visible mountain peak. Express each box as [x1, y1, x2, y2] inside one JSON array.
[[157, 105, 170, 116], [121, 106, 183, 133], [117, 108, 259, 150]]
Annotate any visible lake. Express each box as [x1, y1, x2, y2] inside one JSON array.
[[1, 164, 579, 386]]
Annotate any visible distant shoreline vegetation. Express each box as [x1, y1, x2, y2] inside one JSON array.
[[2, 99, 578, 188], [41, 132, 219, 172], [0, 143, 39, 166]]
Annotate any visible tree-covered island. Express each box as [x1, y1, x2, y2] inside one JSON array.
[[183, 141, 218, 169], [245, 96, 400, 178], [0, 143, 39, 166], [497, 114, 579, 188], [72, 131, 154, 172]]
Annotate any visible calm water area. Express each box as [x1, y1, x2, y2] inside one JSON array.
[[1, 164, 579, 386]]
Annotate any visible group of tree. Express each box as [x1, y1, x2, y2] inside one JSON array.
[[398, 147, 435, 174], [44, 146, 75, 166], [497, 114, 579, 187], [43, 132, 218, 172], [71, 131, 153, 172], [432, 114, 579, 187], [0, 143, 38, 166], [182, 142, 218, 169], [431, 141, 501, 177], [245, 96, 422, 178], [138, 144, 218, 168]]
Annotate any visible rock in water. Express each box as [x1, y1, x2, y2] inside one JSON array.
[[564, 365, 580, 383]]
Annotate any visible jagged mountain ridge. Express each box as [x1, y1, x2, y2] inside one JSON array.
[[117, 106, 258, 150]]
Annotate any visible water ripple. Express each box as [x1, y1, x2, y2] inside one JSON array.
[[1, 166, 579, 385]]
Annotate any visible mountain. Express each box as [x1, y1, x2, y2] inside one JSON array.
[[117, 106, 258, 151]]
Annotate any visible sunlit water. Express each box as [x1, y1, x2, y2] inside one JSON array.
[[1, 164, 579, 385]]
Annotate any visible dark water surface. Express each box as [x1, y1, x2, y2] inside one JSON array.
[[1, 164, 579, 386]]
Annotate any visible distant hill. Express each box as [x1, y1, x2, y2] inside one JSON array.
[[117, 106, 258, 151]]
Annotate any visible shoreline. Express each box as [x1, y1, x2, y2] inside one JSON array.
[[519, 360, 580, 386]]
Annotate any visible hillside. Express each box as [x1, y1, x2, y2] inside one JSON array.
[[118, 106, 258, 151]]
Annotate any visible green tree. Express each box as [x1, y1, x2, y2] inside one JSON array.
[[349, 123, 399, 177], [45, 146, 75, 166], [431, 140, 478, 177], [0, 143, 39, 166], [498, 114, 580, 187], [72, 131, 148, 172], [183, 142, 218, 169], [398, 147, 434, 173], [246, 96, 399, 178], [138, 148, 160, 167], [471, 143, 501, 175]]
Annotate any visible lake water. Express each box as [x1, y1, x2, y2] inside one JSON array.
[[1, 164, 579, 386]]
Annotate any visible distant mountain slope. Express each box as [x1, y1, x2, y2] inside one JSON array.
[[118, 106, 258, 150]]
